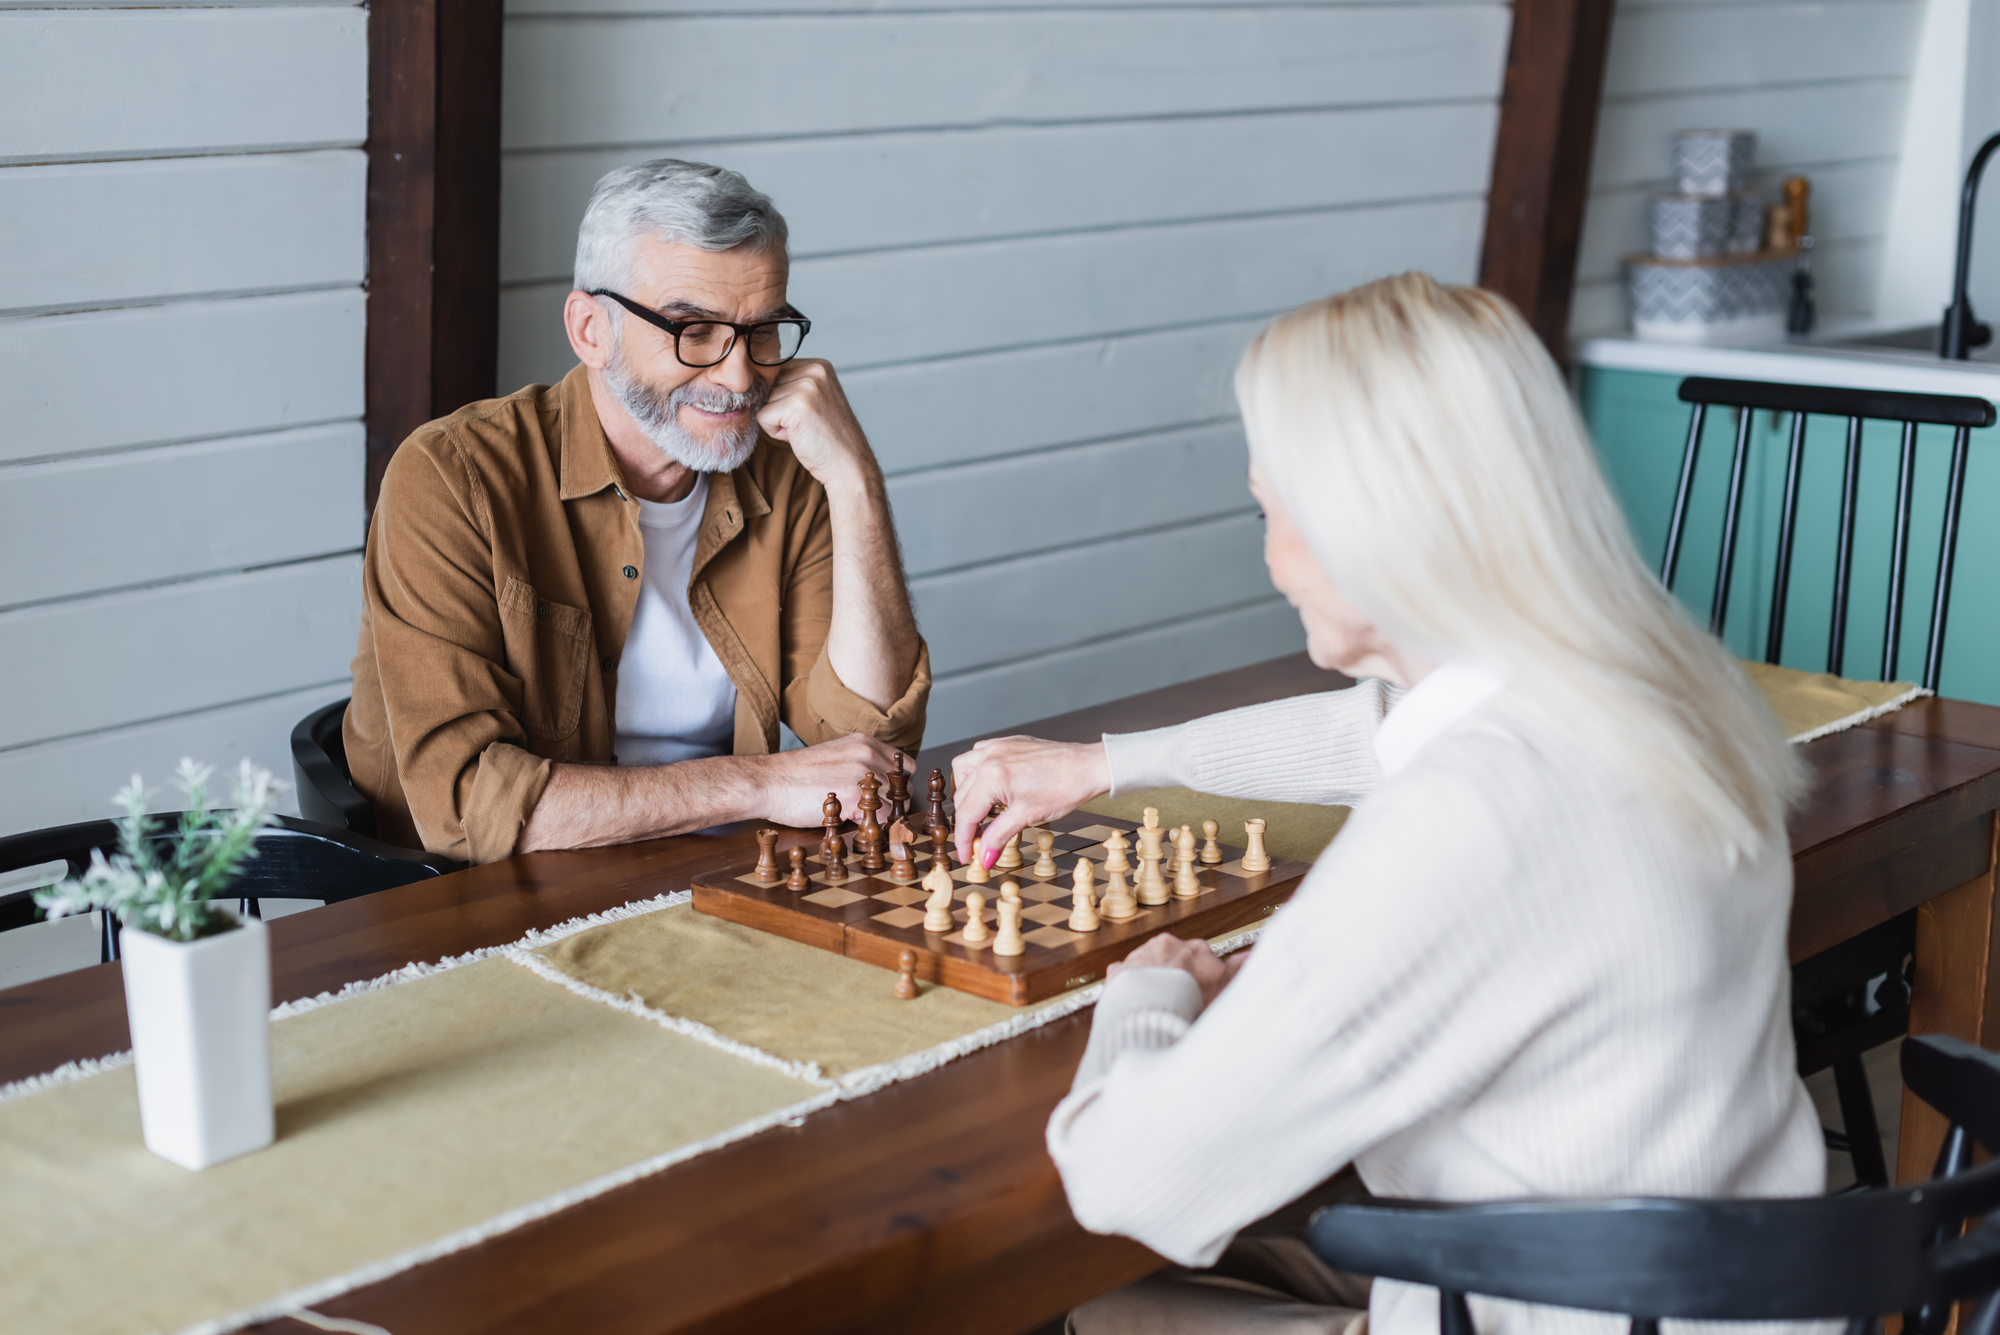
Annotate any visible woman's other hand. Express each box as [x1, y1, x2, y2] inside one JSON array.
[[950, 736, 1111, 867], [1107, 935, 1252, 1009]]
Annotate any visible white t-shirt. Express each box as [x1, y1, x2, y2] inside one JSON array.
[[613, 477, 739, 766]]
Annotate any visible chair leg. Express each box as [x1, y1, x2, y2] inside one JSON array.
[[1833, 1054, 1889, 1187]]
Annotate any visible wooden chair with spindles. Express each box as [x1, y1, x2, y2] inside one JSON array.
[[1307, 1033, 2000, 1335], [1659, 376, 1997, 1186]]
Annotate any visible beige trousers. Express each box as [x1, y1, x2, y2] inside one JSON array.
[[1068, 1174, 1374, 1335]]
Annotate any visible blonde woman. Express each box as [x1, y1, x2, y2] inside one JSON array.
[[949, 274, 1822, 1335]]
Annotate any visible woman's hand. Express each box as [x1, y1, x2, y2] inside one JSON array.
[[1107, 936, 1253, 1009], [949, 736, 1111, 867]]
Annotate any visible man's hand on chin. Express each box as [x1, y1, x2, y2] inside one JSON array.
[[752, 732, 909, 828], [755, 358, 878, 493]]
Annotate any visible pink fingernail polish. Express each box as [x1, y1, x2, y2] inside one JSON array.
[[982, 847, 999, 871]]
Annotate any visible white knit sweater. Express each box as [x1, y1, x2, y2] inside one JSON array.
[[1047, 665, 1825, 1335]]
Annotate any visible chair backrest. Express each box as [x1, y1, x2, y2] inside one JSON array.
[[1659, 377, 1996, 691], [1307, 1033, 2000, 1332], [0, 814, 460, 963], [292, 699, 376, 838]]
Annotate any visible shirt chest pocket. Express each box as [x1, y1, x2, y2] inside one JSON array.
[[498, 577, 592, 742]]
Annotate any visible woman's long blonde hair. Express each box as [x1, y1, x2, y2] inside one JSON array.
[[1237, 272, 1804, 862]]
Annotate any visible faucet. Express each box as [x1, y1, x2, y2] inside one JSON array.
[[1942, 131, 2000, 359]]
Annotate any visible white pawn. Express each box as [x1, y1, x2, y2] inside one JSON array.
[[993, 897, 1026, 956], [965, 837, 991, 883], [962, 890, 990, 943], [922, 861, 955, 932], [1200, 819, 1224, 866], [1068, 859, 1100, 931], [1032, 831, 1059, 879], [1173, 825, 1201, 898], [997, 828, 1024, 870]]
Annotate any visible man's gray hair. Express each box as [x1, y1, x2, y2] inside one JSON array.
[[573, 158, 789, 294]]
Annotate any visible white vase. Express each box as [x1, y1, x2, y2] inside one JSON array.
[[119, 915, 274, 1170]]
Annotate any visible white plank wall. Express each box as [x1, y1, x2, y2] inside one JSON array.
[[1570, 0, 1926, 337], [498, 1, 1511, 746], [0, 0, 366, 838]]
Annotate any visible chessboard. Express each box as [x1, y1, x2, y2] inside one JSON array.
[[690, 809, 1314, 1006]]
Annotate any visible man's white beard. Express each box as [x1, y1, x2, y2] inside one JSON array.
[[604, 338, 767, 473]]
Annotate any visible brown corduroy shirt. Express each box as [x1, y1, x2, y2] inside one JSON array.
[[345, 365, 932, 863]]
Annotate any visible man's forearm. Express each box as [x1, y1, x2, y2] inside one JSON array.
[[822, 469, 921, 710], [518, 755, 768, 852]]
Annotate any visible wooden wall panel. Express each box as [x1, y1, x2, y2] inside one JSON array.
[[0, 684, 353, 838], [0, 556, 362, 751], [0, 150, 366, 313], [0, 8, 366, 163], [887, 423, 1251, 579], [501, 7, 1509, 150], [0, 292, 364, 464], [500, 103, 1501, 284], [0, 425, 363, 608]]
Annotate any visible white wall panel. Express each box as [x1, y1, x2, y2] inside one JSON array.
[[924, 598, 1305, 748], [912, 513, 1267, 677], [0, 291, 365, 464], [1599, 1, 1921, 96], [0, 426, 362, 609], [1589, 80, 1910, 194], [0, 8, 366, 165], [0, 149, 366, 314], [501, 197, 1487, 386], [0, 683, 349, 840], [501, 102, 1501, 282], [502, 7, 1509, 150], [889, 423, 1252, 578], [0, 556, 361, 750]]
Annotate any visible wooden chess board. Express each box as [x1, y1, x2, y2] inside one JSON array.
[[690, 811, 1314, 1005]]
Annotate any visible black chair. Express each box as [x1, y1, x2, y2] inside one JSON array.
[[0, 814, 460, 966], [1659, 376, 1999, 1187], [292, 698, 374, 838], [1308, 1033, 2000, 1335]]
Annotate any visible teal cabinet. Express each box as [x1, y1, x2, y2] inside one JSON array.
[[1577, 366, 2000, 706]]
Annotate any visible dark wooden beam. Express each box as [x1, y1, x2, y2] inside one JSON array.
[[364, 0, 504, 514], [1479, 0, 1617, 364]]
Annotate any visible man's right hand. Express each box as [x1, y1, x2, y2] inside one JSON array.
[[753, 732, 910, 828]]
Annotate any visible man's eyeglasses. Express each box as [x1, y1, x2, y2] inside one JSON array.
[[589, 290, 811, 368]]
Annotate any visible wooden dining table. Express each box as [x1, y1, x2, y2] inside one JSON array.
[[9, 652, 2000, 1335]]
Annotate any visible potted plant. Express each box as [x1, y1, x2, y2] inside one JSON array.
[[37, 759, 285, 1170]]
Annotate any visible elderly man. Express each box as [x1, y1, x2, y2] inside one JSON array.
[[346, 159, 929, 862]]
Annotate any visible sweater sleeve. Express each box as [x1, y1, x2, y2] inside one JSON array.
[[1101, 679, 1399, 803], [1045, 750, 1549, 1269]]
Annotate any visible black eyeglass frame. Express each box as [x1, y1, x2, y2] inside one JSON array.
[[588, 289, 811, 368]]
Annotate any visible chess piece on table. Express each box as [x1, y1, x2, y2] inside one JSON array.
[[1032, 831, 1059, 879], [993, 897, 1026, 957], [999, 878, 1023, 907], [1100, 864, 1137, 920], [857, 771, 885, 873], [824, 834, 849, 882], [1136, 846, 1169, 906], [1141, 806, 1163, 842], [928, 813, 952, 855], [997, 827, 1024, 870], [886, 765, 911, 824], [887, 820, 917, 882], [1200, 819, 1223, 866], [922, 861, 955, 932], [753, 828, 781, 882], [785, 847, 809, 893], [927, 768, 950, 832], [894, 948, 919, 1000], [962, 891, 990, 943], [1173, 825, 1201, 898], [1242, 818, 1271, 874], [1102, 830, 1131, 875], [965, 838, 990, 883], [821, 792, 844, 859], [1068, 859, 1100, 931]]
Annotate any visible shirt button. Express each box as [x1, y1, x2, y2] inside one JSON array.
[[601, 655, 616, 672], [623, 565, 638, 579], [535, 602, 549, 619]]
